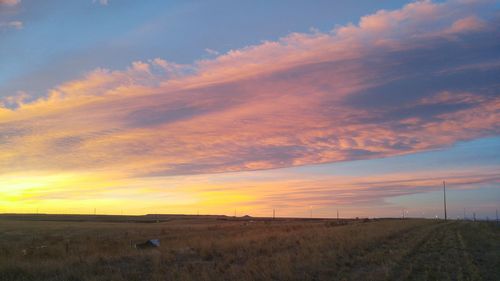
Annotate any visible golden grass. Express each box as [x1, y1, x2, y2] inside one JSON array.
[[0, 216, 498, 281]]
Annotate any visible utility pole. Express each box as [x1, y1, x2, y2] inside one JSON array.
[[443, 181, 447, 221], [473, 212, 476, 222], [273, 208, 275, 220], [402, 208, 405, 220]]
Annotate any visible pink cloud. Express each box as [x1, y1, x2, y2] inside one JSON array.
[[447, 16, 486, 33], [0, 0, 498, 178]]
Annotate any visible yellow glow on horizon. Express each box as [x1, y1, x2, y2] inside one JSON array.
[[0, 171, 122, 212], [0, 172, 114, 198], [197, 190, 255, 206], [0, 171, 259, 215], [1, 166, 498, 217], [0, 171, 268, 216]]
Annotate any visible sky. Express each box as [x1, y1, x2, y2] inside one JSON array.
[[0, 0, 499, 219]]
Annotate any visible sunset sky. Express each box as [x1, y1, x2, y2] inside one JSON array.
[[1, 0, 499, 219]]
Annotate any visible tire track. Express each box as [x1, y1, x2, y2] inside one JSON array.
[[455, 228, 480, 280], [389, 222, 483, 281], [338, 221, 441, 280]]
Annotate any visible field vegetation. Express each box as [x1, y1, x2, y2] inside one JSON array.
[[0, 215, 498, 281]]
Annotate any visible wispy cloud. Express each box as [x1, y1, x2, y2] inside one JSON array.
[[92, 0, 108, 6], [0, 0, 498, 179], [0, 0, 22, 30], [204, 48, 220, 56], [0, 20, 22, 29], [0, 0, 20, 6]]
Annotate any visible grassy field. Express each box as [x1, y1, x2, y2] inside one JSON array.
[[0, 215, 498, 281]]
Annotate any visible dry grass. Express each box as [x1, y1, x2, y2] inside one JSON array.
[[0, 215, 498, 281]]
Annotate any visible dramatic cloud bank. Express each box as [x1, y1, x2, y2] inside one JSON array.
[[0, 0, 499, 180]]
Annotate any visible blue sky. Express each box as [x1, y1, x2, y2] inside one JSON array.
[[0, 0, 498, 218], [1, 0, 417, 99]]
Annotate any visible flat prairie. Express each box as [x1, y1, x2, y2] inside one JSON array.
[[0, 215, 498, 281]]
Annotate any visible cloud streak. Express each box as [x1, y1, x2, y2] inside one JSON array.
[[0, 20, 22, 29], [92, 0, 108, 6], [0, 0, 20, 6], [0, 0, 499, 180]]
